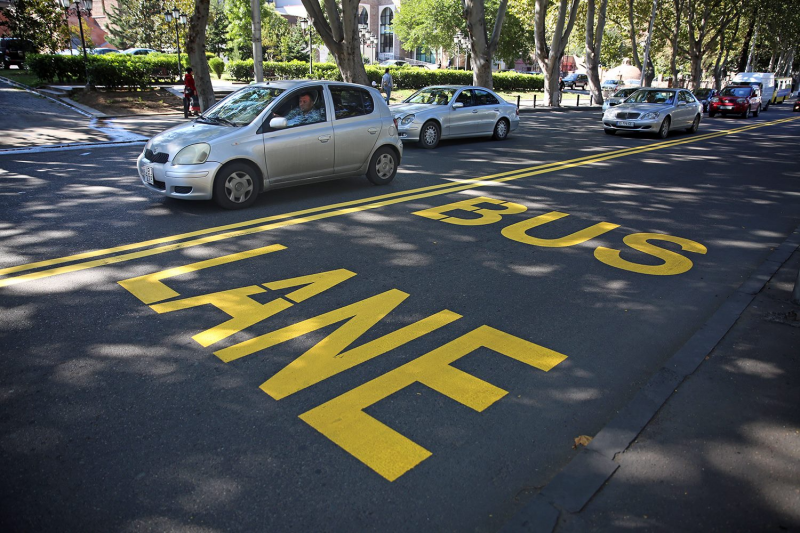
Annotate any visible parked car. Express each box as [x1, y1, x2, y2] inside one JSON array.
[[794, 97, 800, 112], [601, 79, 623, 92], [137, 80, 402, 209], [691, 88, 718, 113], [624, 79, 642, 87], [602, 88, 639, 111], [92, 48, 120, 55], [602, 88, 702, 138], [123, 48, 156, 55], [1, 37, 36, 69], [390, 85, 520, 149], [379, 60, 408, 67], [562, 73, 589, 89], [708, 85, 761, 118]]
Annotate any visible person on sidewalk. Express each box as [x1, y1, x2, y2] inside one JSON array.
[[183, 67, 201, 118], [381, 68, 393, 105]]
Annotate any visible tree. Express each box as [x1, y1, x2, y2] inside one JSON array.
[[106, 0, 194, 50], [531, 0, 581, 106], [207, 1, 228, 57], [186, 0, 214, 111], [299, 0, 367, 84], [0, 0, 70, 53], [585, 0, 610, 104], [224, 0, 286, 60], [463, 0, 509, 88]]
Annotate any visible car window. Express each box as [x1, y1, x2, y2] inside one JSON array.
[[720, 87, 752, 97], [329, 86, 375, 119], [405, 87, 455, 105], [203, 85, 285, 126], [271, 86, 326, 128], [473, 89, 499, 105], [627, 90, 675, 104], [455, 89, 474, 107]]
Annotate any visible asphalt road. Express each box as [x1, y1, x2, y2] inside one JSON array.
[[1, 107, 799, 532]]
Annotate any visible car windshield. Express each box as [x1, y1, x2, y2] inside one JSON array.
[[626, 90, 676, 104], [720, 87, 752, 97], [614, 89, 638, 98], [200, 86, 285, 126], [693, 89, 711, 97], [404, 88, 456, 105]]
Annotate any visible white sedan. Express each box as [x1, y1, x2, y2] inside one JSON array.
[[390, 85, 520, 149]]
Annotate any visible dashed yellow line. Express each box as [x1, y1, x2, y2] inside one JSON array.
[[1, 115, 797, 288]]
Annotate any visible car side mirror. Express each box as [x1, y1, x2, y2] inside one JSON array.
[[452, 102, 464, 109], [269, 117, 288, 130], [677, 101, 686, 106]]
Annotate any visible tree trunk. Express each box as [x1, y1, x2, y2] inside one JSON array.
[[463, 0, 508, 89], [300, 0, 368, 85], [737, 9, 757, 72], [585, 0, 608, 104], [628, 0, 641, 69], [533, 0, 581, 106], [187, 0, 215, 111], [251, 0, 263, 82]]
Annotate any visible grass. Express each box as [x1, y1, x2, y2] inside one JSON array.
[[0, 67, 43, 88]]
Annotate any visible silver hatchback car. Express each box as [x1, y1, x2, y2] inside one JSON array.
[[390, 85, 519, 149], [602, 88, 702, 138], [137, 80, 403, 209]]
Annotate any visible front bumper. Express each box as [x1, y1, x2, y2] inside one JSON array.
[[709, 102, 746, 114], [397, 123, 422, 142], [136, 152, 220, 200], [602, 116, 659, 132]]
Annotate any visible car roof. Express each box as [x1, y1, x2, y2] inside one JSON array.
[[250, 80, 378, 90]]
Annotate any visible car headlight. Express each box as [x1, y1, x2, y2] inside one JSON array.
[[172, 143, 210, 166], [641, 111, 660, 120], [400, 114, 415, 126], [710, 97, 719, 102], [736, 98, 746, 103]]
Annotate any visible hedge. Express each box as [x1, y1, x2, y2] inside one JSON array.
[[226, 59, 544, 91]]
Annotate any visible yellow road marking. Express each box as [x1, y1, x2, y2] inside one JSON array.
[[2, 116, 797, 289]]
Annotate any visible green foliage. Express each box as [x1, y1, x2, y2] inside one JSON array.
[[106, 0, 194, 50], [224, 60, 543, 90], [0, 0, 70, 54], [209, 57, 225, 79], [206, 1, 229, 57], [225, 0, 288, 61], [26, 53, 189, 89]]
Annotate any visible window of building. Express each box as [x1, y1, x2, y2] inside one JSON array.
[[415, 47, 436, 64], [358, 7, 368, 26], [380, 8, 393, 54]]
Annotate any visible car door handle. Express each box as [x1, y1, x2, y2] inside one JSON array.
[[472, 110, 478, 113], [367, 127, 378, 134], [318, 135, 331, 143]]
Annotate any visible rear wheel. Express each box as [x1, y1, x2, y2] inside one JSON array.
[[686, 114, 700, 133], [492, 118, 510, 140], [366, 146, 398, 185], [418, 121, 440, 149], [213, 162, 259, 209], [656, 116, 671, 139]]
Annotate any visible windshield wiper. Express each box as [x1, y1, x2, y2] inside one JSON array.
[[197, 116, 238, 127]]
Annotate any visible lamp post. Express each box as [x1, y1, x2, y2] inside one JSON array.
[[299, 17, 313, 74], [453, 31, 469, 70], [58, 0, 93, 89], [164, 8, 188, 82], [358, 24, 377, 64]]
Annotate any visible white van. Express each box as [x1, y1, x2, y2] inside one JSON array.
[[731, 72, 776, 110]]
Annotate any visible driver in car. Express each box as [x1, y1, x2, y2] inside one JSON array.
[[285, 91, 324, 126]]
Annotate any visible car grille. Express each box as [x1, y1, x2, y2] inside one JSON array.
[[615, 112, 640, 119], [144, 149, 169, 164]]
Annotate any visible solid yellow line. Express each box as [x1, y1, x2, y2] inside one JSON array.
[[1, 115, 796, 288]]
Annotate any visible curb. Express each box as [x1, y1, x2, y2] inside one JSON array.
[[501, 224, 800, 532]]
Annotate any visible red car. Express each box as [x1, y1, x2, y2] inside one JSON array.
[[794, 96, 800, 112], [708, 85, 761, 118]]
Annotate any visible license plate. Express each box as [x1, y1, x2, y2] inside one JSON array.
[[617, 121, 634, 127], [720, 105, 732, 109], [143, 165, 154, 184]]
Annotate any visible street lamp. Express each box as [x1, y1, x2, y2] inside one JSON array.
[[453, 31, 470, 70], [299, 17, 313, 75], [58, 0, 93, 89], [358, 24, 377, 64], [164, 7, 188, 82]]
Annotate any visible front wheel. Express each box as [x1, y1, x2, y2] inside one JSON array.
[[418, 121, 440, 149], [741, 106, 750, 119], [603, 128, 615, 135], [366, 146, 398, 185], [709, 110, 716, 118], [213, 162, 259, 209], [492, 118, 510, 140], [686, 114, 700, 133], [753, 105, 760, 117], [656, 116, 671, 139]]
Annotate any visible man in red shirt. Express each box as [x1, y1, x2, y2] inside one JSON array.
[[183, 67, 201, 117]]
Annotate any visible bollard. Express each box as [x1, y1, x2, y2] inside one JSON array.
[[517, 95, 520, 110], [794, 264, 800, 305], [577, 94, 580, 107], [534, 94, 537, 108], [590, 95, 594, 106]]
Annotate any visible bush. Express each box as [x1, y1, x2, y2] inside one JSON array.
[[26, 53, 188, 89], [209, 57, 225, 79]]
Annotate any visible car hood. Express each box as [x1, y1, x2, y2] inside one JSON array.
[[608, 102, 676, 114], [148, 120, 244, 157], [389, 103, 443, 117]]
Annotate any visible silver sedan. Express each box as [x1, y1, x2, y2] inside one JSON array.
[[137, 80, 402, 209], [602, 88, 703, 138], [390, 85, 520, 149]]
